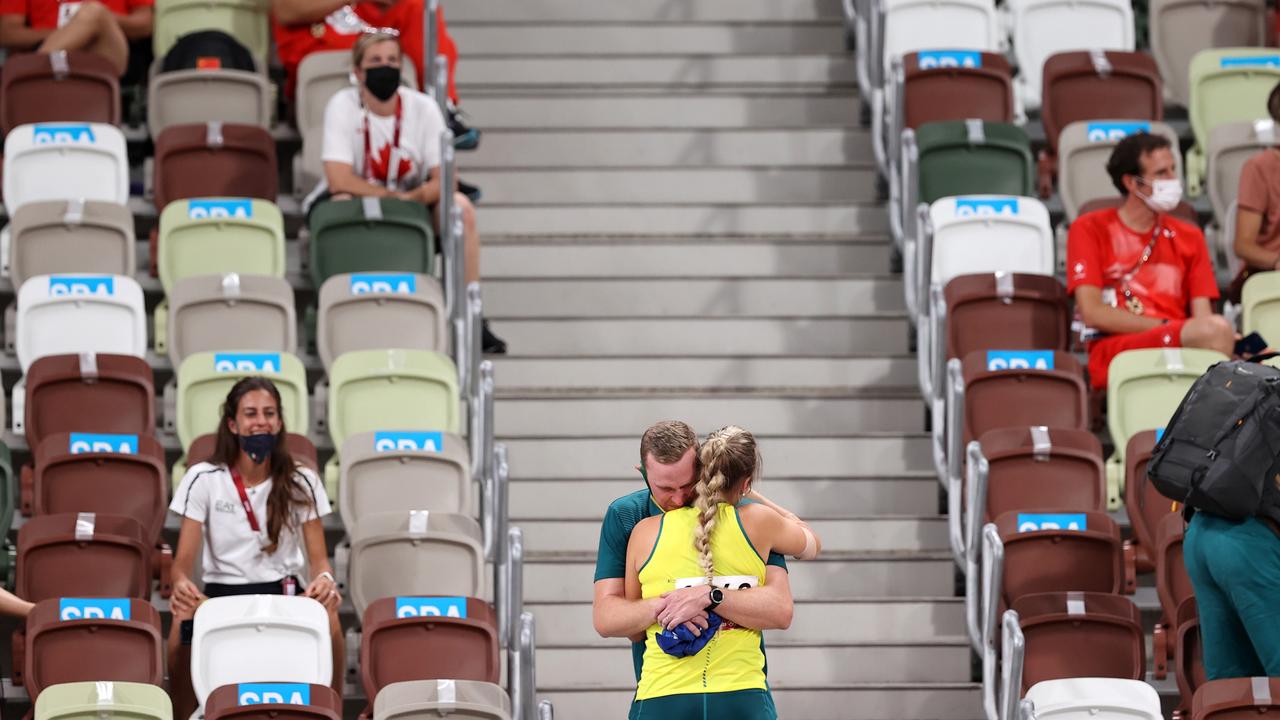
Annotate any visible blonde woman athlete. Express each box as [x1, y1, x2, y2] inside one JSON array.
[[624, 426, 821, 719]]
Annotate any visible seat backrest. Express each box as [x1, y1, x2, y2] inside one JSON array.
[[33, 681, 172, 720], [928, 195, 1054, 286], [186, 432, 318, 477], [979, 426, 1106, 523], [328, 349, 460, 450], [307, 198, 436, 289], [1193, 677, 1280, 719], [191, 596, 333, 711], [156, 198, 286, 295], [339, 431, 473, 533], [167, 274, 296, 367], [1207, 120, 1278, 226], [295, 51, 419, 143], [1151, 0, 1267, 107], [317, 273, 448, 372], [960, 350, 1087, 443], [176, 351, 309, 449], [349, 512, 486, 615], [360, 596, 500, 699], [915, 121, 1035, 203], [1074, 196, 1202, 226], [0, 51, 120, 133], [1041, 51, 1163, 154], [3, 122, 128, 214], [9, 200, 134, 289], [1242, 270, 1280, 343], [17, 512, 151, 601], [1155, 513, 1191, 627], [25, 598, 162, 699], [34, 432, 167, 546], [153, 0, 269, 67], [901, 51, 1014, 130], [148, 66, 270, 136], [373, 680, 512, 720], [1123, 429, 1175, 570], [22, 353, 154, 450], [1106, 348, 1229, 456], [16, 274, 146, 374], [882, 0, 1001, 70], [1023, 678, 1162, 720], [153, 123, 277, 211], [943, 273, 1071, 361], [1188, 49, 1280, 153], [995, 510, 1123, 607], [204, 682, 342, 720], [1057, 121, 1182, 221], [1007, 0, 1136, 110], [1176, 598, 1206, 712], [1013, 591, 1144, 692]]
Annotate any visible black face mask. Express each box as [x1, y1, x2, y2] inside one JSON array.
[[364, 65, 400, 102], [238, 433, 277, 464]]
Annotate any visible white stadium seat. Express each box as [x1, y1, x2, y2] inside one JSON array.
[[2, 123, 129, 213], [1005, 0, 1135, 111], [16, 274, 146, 374], [1024, 678, 1163, 719]]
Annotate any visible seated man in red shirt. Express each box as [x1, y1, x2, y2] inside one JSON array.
[[0, 0, 151, 76], [1068, 132, 1235, 389]]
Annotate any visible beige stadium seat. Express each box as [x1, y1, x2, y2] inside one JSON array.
[[347, 511, 485, 616], [339, 430, 473, 534], [316, 272, 448, 372], [373, 679, 510, 720], [1149, 0, 1266, 107], [162, 273, 296, 367], [8, 200, 134, 288]]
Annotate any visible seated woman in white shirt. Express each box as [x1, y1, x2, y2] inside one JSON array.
[[314, 29, 506, 354], [167, 377, 341, 717]]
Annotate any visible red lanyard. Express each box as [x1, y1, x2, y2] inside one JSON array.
[[230, 469, 261, 533], [362, 95, 402, 186]]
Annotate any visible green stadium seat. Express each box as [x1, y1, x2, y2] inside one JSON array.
[[306, 198, 435, 290], [34, 681, 171, 720], [174, 350, 308, 452], [153, 0, 269, 66], [156, 198, 285, 296], [1185, 49, 1280, 196]]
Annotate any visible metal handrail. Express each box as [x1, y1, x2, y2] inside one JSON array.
[[964, 442, 989, 652], [518, 611, 537, 720], [901, 132, 920, 253], [915, 203, 933, 328], [927, 286, 947, 481], [538, 701, 554, 720], [870, 85, 888, 174], [945, 358, 965, 567], [433, 54, 449, 119], [915, 290, 933, 400], [903, 235, 918, 320], [888, 128, 913, 248], [509, 620, 525, 720], [466, 283, 482, 401], [981, 523, 1004, 720], [424, 0, 439, 91], [1000, 610, 1025, 720], [501, 523, 523, 651], [481, 440, 506, 563], [1018, 700, 1035, 720], [471, 362, 494, 484], [496, 445, 510, 566], [930, 285, 947, 413]]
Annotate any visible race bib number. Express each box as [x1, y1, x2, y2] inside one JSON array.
[[674, 576, 760, 630]]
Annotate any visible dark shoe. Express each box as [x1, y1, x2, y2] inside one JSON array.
[[448, 106, 481, 150], [459, 179, 483, 203], [482, 319, 507, 355]]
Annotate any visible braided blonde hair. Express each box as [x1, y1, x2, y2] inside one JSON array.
[[694, 426, 758, 587]]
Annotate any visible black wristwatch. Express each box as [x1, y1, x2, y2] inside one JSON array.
[[706, 587, 724, 612]]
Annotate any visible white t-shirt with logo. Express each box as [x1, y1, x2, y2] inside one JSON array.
[[319, 85, 447, 193], [169, 462, 331, 585]]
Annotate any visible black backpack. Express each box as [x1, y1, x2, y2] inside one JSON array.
[[1148, 359, 1280, 523], [161, 30, 256, 74]]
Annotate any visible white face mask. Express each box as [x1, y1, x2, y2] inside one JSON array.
[[1137, 177, 1182, 213]]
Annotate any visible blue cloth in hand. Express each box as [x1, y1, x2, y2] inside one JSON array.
[[655, 611, 723, 657]]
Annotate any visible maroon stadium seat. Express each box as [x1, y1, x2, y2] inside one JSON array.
[[995, 510, 1133, 608], [0, 51, 120, 133], [1155, 513, 1193, 654], [943, 273, 1072, 363], [361, 596, 500, 704], [1123, 429, 1177, 573], [22, 353, 154, 455], [899, 51, 1015, 131], [960, 350, 1087, 444], [978, 427, 1106, 524], [204, 682, 342, 720], [1167, 598, 1205, 713], [186, 432, 320, 473], [29, 432, 167, 545], [152, 122, 277, 210], [17, 513, 151, 601], [1193, 677, 1280, 719], [1013, 591, 1145, 693], [19, 597, 161, 696]]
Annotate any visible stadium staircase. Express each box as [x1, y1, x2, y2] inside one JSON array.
[[449, 1, 984, 717]]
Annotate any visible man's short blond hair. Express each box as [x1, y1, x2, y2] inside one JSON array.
[[352, 30, 401, 67], [640, 420, 698, 469]]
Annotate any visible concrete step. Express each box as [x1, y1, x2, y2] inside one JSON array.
[[491, 356, 915, 390], [538, 685, 984, 720], [447, 0, 844, 22], [524, 553, 957, 602], [529, 598, 965, 646], [494, 394, 924, 436], [463, 94, 857, 129], [536, 642, 971, 687], [465, 168, 876, 205], [500, 434, 933, 480], [520, 516, 947, 554], [481, 237, 890, 277], [509, 477, 940, 519], [484, 276, 904, 317], [458, 55, 855, 88], [477, 204, 887, 236], [486, 316, 908, 355], [450, 23, 848, 56], [465, 129, 873, 168]]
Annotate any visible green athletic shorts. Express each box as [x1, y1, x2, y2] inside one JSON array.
[[628, 689, 777, 720]]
